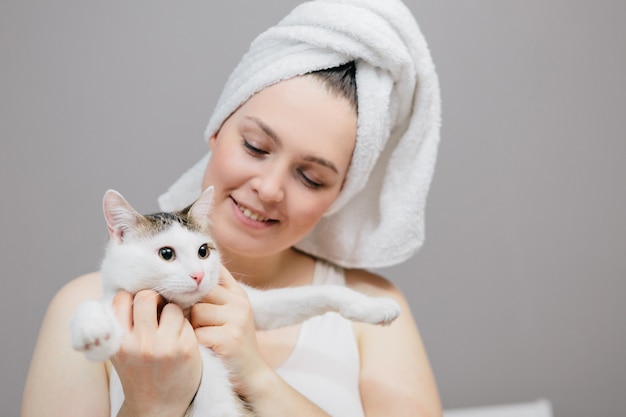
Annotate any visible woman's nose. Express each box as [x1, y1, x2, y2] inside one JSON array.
[[251, 166, 285, 203]]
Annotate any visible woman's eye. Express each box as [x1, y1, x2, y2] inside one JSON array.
[[198, 243, 211, 259], [243, 139, 268, 156], [159, 247, 176, 261], [298, 169, 324, 189]]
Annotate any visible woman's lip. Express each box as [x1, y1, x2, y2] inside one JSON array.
[[230, 196, 279, 224]]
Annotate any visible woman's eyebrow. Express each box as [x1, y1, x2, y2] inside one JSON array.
[[246, 116, 282, 145], [245, 116, 339, 174], [302, 155, 339, 174]]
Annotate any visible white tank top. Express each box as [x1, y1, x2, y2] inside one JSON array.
[[109, 260, 364, 416], [275, 260, 365, 416]]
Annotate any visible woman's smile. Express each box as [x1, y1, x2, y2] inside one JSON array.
[[230, 196, 279, 227]]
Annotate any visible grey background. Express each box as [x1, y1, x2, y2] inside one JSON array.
[[2, 1, 625, 416]]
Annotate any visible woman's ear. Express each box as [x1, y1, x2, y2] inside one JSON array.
[[209, 132, 218, 150]]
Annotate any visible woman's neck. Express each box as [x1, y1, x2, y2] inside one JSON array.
[[218, 247, 316, 289]]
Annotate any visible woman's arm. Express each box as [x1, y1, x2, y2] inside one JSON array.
[[348, 270, 443, 417], [191, 266, 332, 417], [22, 274, 203, 417], [22, 273, 111, 417]]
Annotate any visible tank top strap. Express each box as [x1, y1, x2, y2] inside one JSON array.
[[311, 259, 346, 286]]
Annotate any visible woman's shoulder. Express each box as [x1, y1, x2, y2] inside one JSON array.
[[343, 267, 405, 301], [343, 267, 443, 415], [50, 271, 102, 309], [59, 271, 102, 296], [22, 272, 111, 416]]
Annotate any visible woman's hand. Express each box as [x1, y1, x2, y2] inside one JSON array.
[[190, 265, 271, 398], [110, 290, 202, 417]]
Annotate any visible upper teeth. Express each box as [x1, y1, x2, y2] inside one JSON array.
[[238, 204, 270, 222]]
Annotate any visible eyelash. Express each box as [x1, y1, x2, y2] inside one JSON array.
[[243, 139, 267, 156], [241, 138, 325, 190], [298, 169, 324, 189]]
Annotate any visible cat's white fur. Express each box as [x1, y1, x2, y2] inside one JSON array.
[[70, 187, 400, 417]]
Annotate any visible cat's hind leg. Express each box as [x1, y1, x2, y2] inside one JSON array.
[[190, 346, 252, 417]]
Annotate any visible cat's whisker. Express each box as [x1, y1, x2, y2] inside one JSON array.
[[219, 257, 234, 269], [219, 258, 253, 281]]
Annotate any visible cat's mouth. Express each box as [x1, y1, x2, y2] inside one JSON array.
[[233, 198, 278, 223], [163, 291, 203, 309]]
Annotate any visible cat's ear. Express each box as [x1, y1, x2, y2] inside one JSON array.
[[103, 190, 143, 243], [189, 186, 214, 230]]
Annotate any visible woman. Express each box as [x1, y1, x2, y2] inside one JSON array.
[[22, 1, 442, 416]]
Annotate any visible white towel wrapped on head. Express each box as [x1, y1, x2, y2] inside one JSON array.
[[159, 0, 441, 269]]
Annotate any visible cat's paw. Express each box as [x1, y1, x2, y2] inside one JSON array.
[[340, 296, 401, 326], [70, 300, 122, 362]]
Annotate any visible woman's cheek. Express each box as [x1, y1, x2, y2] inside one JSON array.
[[294, 190, 337, 223]]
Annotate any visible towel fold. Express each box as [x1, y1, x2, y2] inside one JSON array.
[[158, 0, 441, 269]]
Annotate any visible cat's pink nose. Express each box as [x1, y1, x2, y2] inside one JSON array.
[[190, 271, 204, 286]]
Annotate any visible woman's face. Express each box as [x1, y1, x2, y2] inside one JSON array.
[[201, 75, 357, 258]]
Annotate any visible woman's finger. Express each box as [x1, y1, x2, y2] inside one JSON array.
[[218, 265, 247, 293], [111, 290, 133, 332], [201, 265, 247, 305], [201, 283, 232, 305], [190, 302, 227, 328], [194, 325, 219, 349], [132, 289, 163, 330], [158, 302, 186, 337]]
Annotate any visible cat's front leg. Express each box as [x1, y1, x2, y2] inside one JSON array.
[[336, 290, 401, 325], [70, 299, 123, 362], [247, 285, 401, 330]]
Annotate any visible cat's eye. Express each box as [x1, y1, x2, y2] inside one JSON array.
[[159, 247, 176, 261], [198, 243, 211, 259]]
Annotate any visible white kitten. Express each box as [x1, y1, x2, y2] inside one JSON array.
[[70, 187, 400, 417]]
